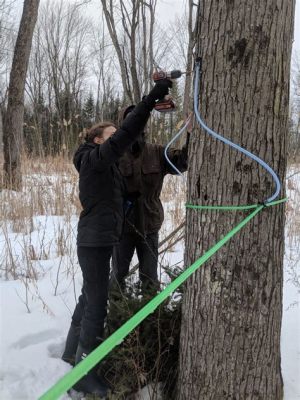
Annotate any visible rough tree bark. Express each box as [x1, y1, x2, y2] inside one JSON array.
[[177, 1, 295, 399], [3, 0, 39, 190]]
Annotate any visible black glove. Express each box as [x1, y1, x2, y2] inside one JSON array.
[[148, 79, 172, 101], [142, 79, 172, 109]]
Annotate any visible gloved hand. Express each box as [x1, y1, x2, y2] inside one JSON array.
[[148, 79, 172, 101]]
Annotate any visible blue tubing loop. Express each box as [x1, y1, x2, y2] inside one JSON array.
[[164, 117, 191, 179], [193, 61, 281, 204]]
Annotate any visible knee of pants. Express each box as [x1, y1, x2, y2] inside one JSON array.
[[83, 304, 107, 323], [84, 290, 109, 309]]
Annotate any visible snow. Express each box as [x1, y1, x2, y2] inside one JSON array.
[[281, 168, 300, 400], [0, 168, 299, 400]]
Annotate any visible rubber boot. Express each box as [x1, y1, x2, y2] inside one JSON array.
[[62, 323, 80, 366], [72, 344, 110, 398]]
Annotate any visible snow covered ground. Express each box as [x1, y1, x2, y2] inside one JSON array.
[[0, 165, 299, 400]]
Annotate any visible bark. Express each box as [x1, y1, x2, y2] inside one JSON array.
[[3, 0, 39, 190], [177, 1, 295, 399]]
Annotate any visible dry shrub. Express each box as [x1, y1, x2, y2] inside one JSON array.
[[0, 154, 80, 283], [102, 280, 183, 400], [0, 154, 80, 226]]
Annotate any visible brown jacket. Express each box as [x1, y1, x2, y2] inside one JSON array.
[[118, 140, 188, 235]]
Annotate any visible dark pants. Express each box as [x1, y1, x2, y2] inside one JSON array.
[[71, 246, 112, 350], [111, 232, 159, 291]]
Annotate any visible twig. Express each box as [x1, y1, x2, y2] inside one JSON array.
[[287, 170, 300, 179]]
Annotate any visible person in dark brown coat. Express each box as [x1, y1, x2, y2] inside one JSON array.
[[111, 105, 190, 293]]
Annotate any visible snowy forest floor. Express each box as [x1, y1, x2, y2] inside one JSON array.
[[0, 158, 299, 400]]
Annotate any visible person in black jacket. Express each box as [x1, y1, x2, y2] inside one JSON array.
[[111, 105, 189, 294], [61, 80, 172, 397]]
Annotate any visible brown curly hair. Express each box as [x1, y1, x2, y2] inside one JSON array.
[[83, 121, 117, 143]]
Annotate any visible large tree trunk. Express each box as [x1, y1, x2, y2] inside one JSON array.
[[3, 0, 39, 190], [177, 1, 295, 399]]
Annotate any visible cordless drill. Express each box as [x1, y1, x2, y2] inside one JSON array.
[[152, 69, 183, 112]]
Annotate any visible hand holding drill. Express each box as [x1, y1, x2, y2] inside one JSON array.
[[152, 69, 184, 112]]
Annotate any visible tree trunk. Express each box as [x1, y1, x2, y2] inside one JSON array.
[[177, 1, 295, 399], [3, 0, 39, 190]]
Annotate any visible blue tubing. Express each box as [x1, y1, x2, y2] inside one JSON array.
[[164, 117, 191, 178], [193, 61, 281, 204]]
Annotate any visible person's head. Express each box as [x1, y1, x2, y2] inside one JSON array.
[[84, 122, 117, 144]]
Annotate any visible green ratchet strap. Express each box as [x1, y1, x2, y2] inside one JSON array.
[[39, 199, 287, 400]]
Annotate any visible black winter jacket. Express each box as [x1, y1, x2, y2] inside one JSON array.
[[73, 100, 154, 247]]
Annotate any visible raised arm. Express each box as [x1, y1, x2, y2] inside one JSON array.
[[90, 81, 172, 171]]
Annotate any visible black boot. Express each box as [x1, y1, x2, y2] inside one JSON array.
[[62, 323, 80, 366], [72, 344, 110, 398]]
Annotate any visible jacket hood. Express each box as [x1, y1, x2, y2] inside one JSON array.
[[73, 142, 96, 172]]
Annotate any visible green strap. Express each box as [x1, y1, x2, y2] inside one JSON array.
[[39, 199, 286, 400], [186, 198, 287, 211]]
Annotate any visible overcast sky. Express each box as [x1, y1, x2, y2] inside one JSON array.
[[11, 0, 300, 67], [12, 0, 300, 53], [72, 0, 300, 54], [291, 0, 299, 54], [155, 0, 300, 54]]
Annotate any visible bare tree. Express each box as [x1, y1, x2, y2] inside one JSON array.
[[25, 0, 90, 155], [289, 53, 300, 161], [100, 0, 135, 102], [100, 0, 158, 103], [3, 0, 39, 189], [25, 23, 47, 156], [0, 0, 17, 156], [182, 0, 198, 118], [140, 0, 155, 94], [90, 21, 119, 122], [177, 1, 295, 399]]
